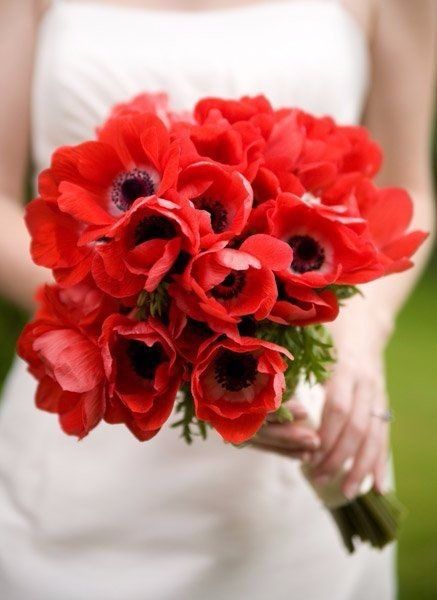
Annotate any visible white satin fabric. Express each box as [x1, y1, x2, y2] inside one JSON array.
[[0, 1, 395, 598]]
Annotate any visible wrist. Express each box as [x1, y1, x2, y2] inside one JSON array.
[[327, 295, 394, 358]]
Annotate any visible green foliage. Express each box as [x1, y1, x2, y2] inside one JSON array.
[[324, 284, 363, 303], [171, 385, 209, 444], [274, 403, 293, 423], [256, 322, 335, 403], [136, 283, 169, 319], [171, 324, 335, 439]]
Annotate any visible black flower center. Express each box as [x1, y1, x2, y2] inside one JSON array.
[[238, 316, 257, 336], [112, 169, 156, 211], [119, 304, 133, 315], [276, 279, 311, 309], [134, 216, 177, 246], [195, 196, 228, 233], [289, 235, 325, 273], [187, 318, 214, 337], [227, 231, 252, 249], [211, 271, 246, 300], [169, 251, 191, 275], [126, 340, 165, 380], [214, 350, 258, 392]]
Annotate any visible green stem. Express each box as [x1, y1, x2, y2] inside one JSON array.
[[329, 489, 407, 553]]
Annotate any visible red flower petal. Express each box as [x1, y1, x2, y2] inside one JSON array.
[[58, 181, 115, 226], [240, 234, 293, 271], [33, 329, 104, 393]]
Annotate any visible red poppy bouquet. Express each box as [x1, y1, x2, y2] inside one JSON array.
[[19, 93, 426, 552]]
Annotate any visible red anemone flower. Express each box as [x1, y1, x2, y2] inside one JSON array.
[[337, 125, 382, 177], [26, 198, 93, 287], [262, 109, 382, 196], [177, 161, 253, 248], [322, 178, 428, 273], [192, 336, 292, 444], [91, 196, 200, 298], [194, 95, 273, 125], [299, 191, 366, 233], [267, 193, 384, 287], [353, 180, 428, 273], [262, 111, 341, 194], [269, 282, 339, 326], [168, 304, 215, 363], [100, 314, 183, 441], [169, 234, 293, 337], [250, 166, 283, 206], [17, 284, 107, 438], [43, 113, 179, 229], [26, 113, 181, 286], [105, 92, 192, 129], [106, 92, 171, 122], [34, 281, 120, 336], [171, 109, 265, 181]]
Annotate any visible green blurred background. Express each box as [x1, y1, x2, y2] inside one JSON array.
[[0, 134, 435, 600]]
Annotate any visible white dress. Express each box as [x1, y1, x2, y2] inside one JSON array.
[[0, 1, 395, 598]]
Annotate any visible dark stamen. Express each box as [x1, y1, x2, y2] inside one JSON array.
[[195, 196, 228, 233], [238, 316, 257, 336], [112, 168, 156, 211], [214, 350, 258, 392], [126, 340, 165, 380], [119, 305, 133, 315], [169, 251, 190, 276], [211, 271, 246, 300], [289, 235, 325, 273], [228, 229, 255, 249], [134, 216, 177, 246], [187, 318, 214, 337], [276, 279, 311, 309]]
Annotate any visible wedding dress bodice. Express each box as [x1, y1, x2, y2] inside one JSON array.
[[32, 0, 369, 172]]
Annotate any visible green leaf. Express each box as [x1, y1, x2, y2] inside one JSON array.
[[135, 282, 169, 320], [136, 290, 148, 307], [171, 385, 210, 444], [256, 322, 336, 405], [324, 284, 363, 303], [274, 403, 293, 423]]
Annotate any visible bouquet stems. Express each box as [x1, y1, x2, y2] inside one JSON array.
[[295, 377, 406, 553], [329, 489, 406, 553]]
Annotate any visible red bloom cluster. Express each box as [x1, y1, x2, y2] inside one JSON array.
[[19, 93, 426, 443]]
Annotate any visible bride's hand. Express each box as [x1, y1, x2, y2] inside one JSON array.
[[310, 317, 390, 499], [251, 400, 321, 460]]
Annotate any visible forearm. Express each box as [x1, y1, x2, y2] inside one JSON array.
[[0, 194, 51, 310]]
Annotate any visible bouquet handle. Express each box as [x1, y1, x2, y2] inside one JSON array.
[[294, 381, 405, 553]]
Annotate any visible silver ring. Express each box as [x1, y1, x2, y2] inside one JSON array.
[[370, 408, 393, 423]]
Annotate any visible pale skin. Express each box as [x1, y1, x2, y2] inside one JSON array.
[[0, 0, 435, 499]]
